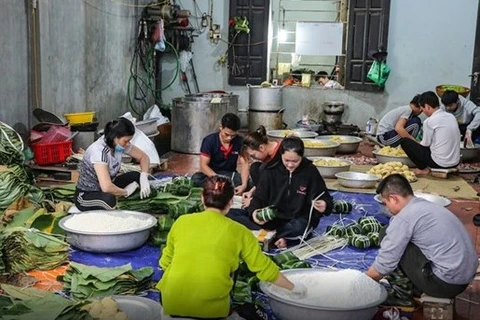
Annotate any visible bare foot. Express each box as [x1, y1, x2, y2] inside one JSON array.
[[412, 168, 431, 175], [275, 238, 287, 248]]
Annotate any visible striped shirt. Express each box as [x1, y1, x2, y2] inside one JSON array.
[[76, 137, 132, 191]]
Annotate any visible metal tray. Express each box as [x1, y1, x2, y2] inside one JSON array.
[[335, 171, 380, 189], [315, 135, 363, 154], [114, 296, 162, 320], [372, 150, 416, 168], [267, 129, 318, 139], [308, 157, 352, 179]]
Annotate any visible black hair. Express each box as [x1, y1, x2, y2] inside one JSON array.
[[410, 94, 421, 107], [315, 71, 329, 82], [221, 113, 241, 131], [104, 118, 135, 148], [202, 175, 234, 210], [243, 125, 268, 151], [418, 91, 440, 108], [291, 70, 303, 81], [280, 136, 305, 157], [440, 90, 459, 106], [376, 174, 414, 198]]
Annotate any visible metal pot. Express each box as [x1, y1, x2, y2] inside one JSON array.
[[171, 97, 228, 154], [248, 84, 283, 111], [323, 113, 343, 124], [323, 101, 345, 115], [238, 108, 248, 129], [460, 145, 480, 162], [248, 109, 285, 132], [185, 92, 239, 115]]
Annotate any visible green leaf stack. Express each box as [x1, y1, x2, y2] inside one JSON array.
[[61, 262, 154, 300], [1, 227, 69, 273]]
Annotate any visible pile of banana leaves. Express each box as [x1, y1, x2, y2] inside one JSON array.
[[1, 227, 69, 273], [231, 252, 311, 306], [0, 165, 44, 212], [0, 284, 91, 320], [0, 121, 25, 166], [60, 262, 154, 300], [42, 184, 76, 203]]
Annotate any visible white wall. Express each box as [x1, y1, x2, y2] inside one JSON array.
[[161, 0, 479, 128], [384, 0, 477, 110]]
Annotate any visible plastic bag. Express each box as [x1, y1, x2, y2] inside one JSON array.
[[120, 113, 160, 165], [143, 104, 169, 126], [367, 60, 391, 87]]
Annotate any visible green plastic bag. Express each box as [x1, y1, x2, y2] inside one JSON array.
[[367, 60, 391, 87]]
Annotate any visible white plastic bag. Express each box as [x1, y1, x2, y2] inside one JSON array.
[[120, 113, 160, 165], [143, 104, 169, 126]]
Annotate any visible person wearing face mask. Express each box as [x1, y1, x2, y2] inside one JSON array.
[[440, 90, 480, 146], [227, 136, 333, 248], [74, 117, 151, 211]]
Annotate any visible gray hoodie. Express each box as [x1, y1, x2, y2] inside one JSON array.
[[442, 95, 480, 132]]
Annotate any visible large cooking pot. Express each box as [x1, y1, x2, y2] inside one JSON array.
[[185, 92, 239, 115], [248, 84, 283, 111], [323, 101, 345, 115], [248, 109, 285, 132], [171, 97, 228, 154]]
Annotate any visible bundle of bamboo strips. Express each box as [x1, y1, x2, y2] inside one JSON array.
[[283, 235, 348, 260]]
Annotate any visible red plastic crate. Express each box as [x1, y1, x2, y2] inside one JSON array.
[[32, 140, 73, 165]]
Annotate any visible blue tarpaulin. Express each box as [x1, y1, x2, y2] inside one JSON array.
[[68, 190, 389, 314]]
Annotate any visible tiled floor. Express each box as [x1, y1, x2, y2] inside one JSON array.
[[160, 140, 480, 320]]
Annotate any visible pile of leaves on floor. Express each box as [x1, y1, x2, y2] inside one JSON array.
[[0, 284, 92, 320], [1, 227, 69, 274], [60, 262, 154, 300]]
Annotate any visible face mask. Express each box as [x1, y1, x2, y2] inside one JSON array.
[[114, 144, 125, 153]]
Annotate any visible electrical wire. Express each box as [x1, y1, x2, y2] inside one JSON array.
[[107, 0, 168, 8]]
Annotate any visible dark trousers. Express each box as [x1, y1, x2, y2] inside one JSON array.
[[379, 228, 468, 298], [400, 138, 444, 170], [378, 116, 422, 147], [74, 171, 140, 211], [226, 209, 318, 243]]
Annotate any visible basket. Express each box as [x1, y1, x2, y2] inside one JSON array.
[[38, 125, 71, 144], [435, 84, 470, 98], [64, 112, 95, 125], [32, 140, 72, 165]]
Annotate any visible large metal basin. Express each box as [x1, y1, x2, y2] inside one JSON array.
[[260, 269, 387, 320], [308, 156, 353, 178], [373, 150, 416, 168], [267, 129, 318, 140], [335, 171, 380, 189], [316, 135, 362, 154], [248, 85, 283, 111], [171, 97, 227, 154], [460, 144, 480, 162], [185, 92, 239, 115], [302, 139, 339, 157], [59, 210, 157, 253]]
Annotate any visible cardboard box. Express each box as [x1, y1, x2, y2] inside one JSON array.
[[420, 295, 454, 320]]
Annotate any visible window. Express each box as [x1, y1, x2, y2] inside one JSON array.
[[227, 0, 391, 90]]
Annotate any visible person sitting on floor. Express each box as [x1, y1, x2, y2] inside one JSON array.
[[376, 94, 422, 147], [441, 90, 480, 146], [228, 136, 333, 248], [241, 125, 282, 206], [400, 91, 460, 175], [366, 174, 477, 306], [315, 71, 343, 89], [157, 175, 305, 319], [74, 117, 151, 211], [191, 113, 249, 195]]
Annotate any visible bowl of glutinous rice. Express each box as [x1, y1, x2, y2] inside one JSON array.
[[59, 210, 157, 253], [260, 268, 387, 320]]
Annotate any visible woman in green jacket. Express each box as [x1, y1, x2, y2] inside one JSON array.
[[157, 175, 304, 319]]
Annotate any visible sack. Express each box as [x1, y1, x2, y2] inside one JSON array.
[[367, 60, 391, 87]]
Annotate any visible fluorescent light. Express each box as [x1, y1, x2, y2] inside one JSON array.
[[278, 29, 288, 43]]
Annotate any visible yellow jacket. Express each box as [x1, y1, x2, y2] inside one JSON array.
[[157, 210, 280, 318]]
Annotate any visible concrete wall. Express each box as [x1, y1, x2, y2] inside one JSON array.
[[0, 1, 29, 131], [39, 0, 148, 125], [160, 0, 479, 130]]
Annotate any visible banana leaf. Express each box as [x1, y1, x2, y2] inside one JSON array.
[[30, 211, 67, 235]]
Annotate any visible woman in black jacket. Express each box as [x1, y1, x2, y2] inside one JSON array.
[[228, 136, 333, 248]]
